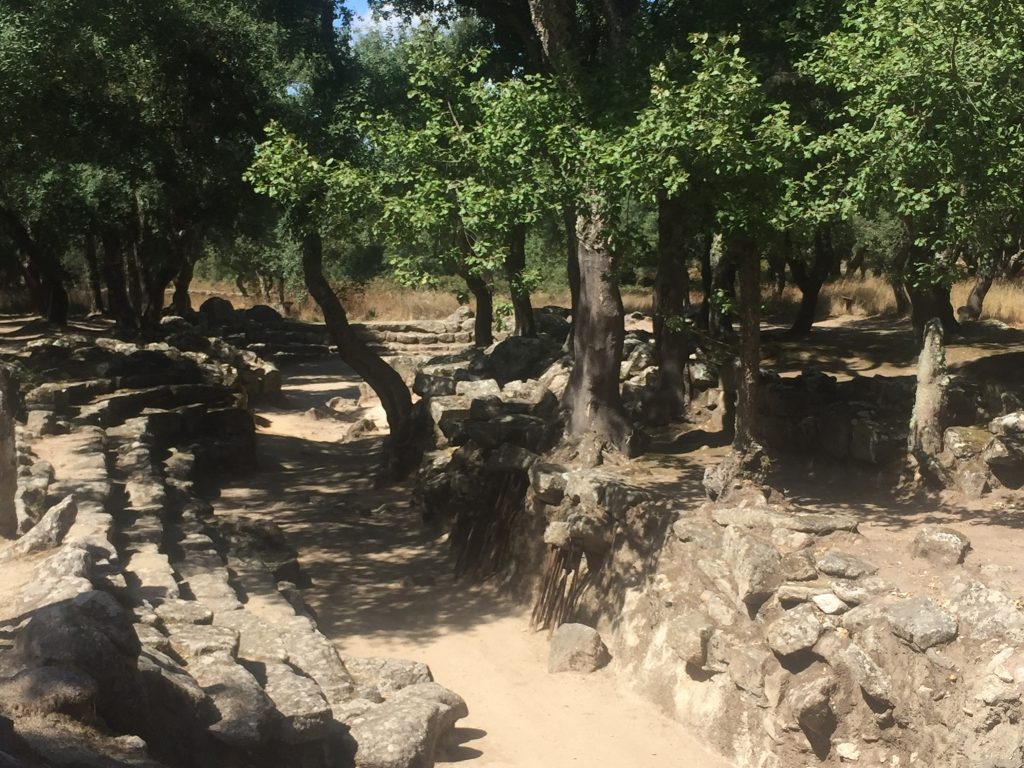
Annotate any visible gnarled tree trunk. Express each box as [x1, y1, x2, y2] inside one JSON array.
[[505, 224, 536, 338], [302, 232, 418, 479], [173, 253, 196, 315], [0, 210, 68, 325], [652, 195, 690, 421], [959, 271, 993, 321], [0, 366, 17, 540], [564, 205, 580, 356]]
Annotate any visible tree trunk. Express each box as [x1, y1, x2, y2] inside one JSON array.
[[464, 273, 494, 347], [562, 214, 633, 454], [732, 237, 762, 452], [84, 233, 105, 314], [652, 196, 690, 421], [959, 271, 993, 321], [505, 224, 536, 338], [787, 228, 836, 336], [173, 254, 196, 315], [125, 241, 146, 320], [906, 247, 958, 342], [564, 205, 580, 356], [892, 280, 911, 318], [0, 210, 68, 325], [709, 235, 735, 337], [908, 319, 949, 485], [698, 234, 713, 330], [846, 246, 866, 278], [100, 229, 138, 329], [0, 366, 18, 540], [302, 231, 418, 478]]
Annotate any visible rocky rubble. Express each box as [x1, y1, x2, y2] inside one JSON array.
[[0, 330, 466, 768], [512, 465, 1024, 767]]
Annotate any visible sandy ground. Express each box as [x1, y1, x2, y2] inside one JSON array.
[[216, 359, 732, 768]]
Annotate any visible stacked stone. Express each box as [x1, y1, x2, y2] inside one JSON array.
[[0, 334, 466, 768]]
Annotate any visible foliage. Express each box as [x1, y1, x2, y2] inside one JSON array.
[[800, 0, 1024, 257]]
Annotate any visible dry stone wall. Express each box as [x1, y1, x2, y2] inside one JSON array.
[[0, 329, 466, 768]]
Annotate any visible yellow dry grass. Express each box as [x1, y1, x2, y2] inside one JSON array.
[[183, 275, 1024, 327]]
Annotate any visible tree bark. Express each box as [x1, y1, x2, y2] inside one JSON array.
[[0, 366, 18, 540], [892, 280, 911, 318], [172, 253, 196, 315], [709, 235, 735, 337], [906, 247, 958, 342], [652, 195, 690, 421], [698, 233, 713, 330], [959, 271, 993, 321], [125, 240, 146, 320], [908, 319, 949, 485], [302, 231, 417, 478], [787, 227, 839, 336], [0, 210, 68, 325], [504, 224, 536, 338], [562, 215, 633, 453], [564, 205, 580, 356], [83, 233, 105, 314], [464, 273, 494, 347], [100, 229, 138, 329], [732, 237, 762, 452]]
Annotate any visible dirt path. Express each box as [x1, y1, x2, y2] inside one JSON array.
[[216, 359, 731, 768]]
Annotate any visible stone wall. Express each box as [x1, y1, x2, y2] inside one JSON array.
[[0, 331, 466, 768]]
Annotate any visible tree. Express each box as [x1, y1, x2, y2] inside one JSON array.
[[801, 0, 1024, 340], [624, 36, 798, 447], [0, 0, 324, 327], [247, 124, 420, 477]]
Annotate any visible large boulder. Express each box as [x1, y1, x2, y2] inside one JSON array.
[[486, 337, 561, 385], [12, 590, 144, 733], [347, 683, 468, 768], [198, 297, 237, 327]]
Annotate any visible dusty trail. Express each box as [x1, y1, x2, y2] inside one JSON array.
[[217, 359, 731, 768]]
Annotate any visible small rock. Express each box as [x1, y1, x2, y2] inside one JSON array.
[[911, 526, 970, 566], [836, 742, 860, 761], [812, 593, 849, 615], [781, 550, 818, 581], [548, 624, 611, 674], [767, 604, 823, 656], [0, 495, 77, 563]]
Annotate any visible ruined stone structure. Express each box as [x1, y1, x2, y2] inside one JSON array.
[[0, 329, 465, 768]]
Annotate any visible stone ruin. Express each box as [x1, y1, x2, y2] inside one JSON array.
[[0, 327, 466, 768], [3, 298, 1022, 768], [406, 319, 1024, 767]]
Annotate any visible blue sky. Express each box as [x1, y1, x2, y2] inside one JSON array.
[[345, 0, 370, 14]]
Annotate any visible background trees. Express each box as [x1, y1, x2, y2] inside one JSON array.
[[2, 0, 1023, 462]]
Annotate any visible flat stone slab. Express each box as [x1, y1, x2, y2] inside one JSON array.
[[888, 597, 958, 650], [168, 624, 240, 659], [815, 551, 878, 580], [187, 651, 274, 750], [263, 662, 334, 744]]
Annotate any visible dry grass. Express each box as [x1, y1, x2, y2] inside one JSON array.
[[813, 276, 1024, 326], [88, 273, 1024, 329]]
